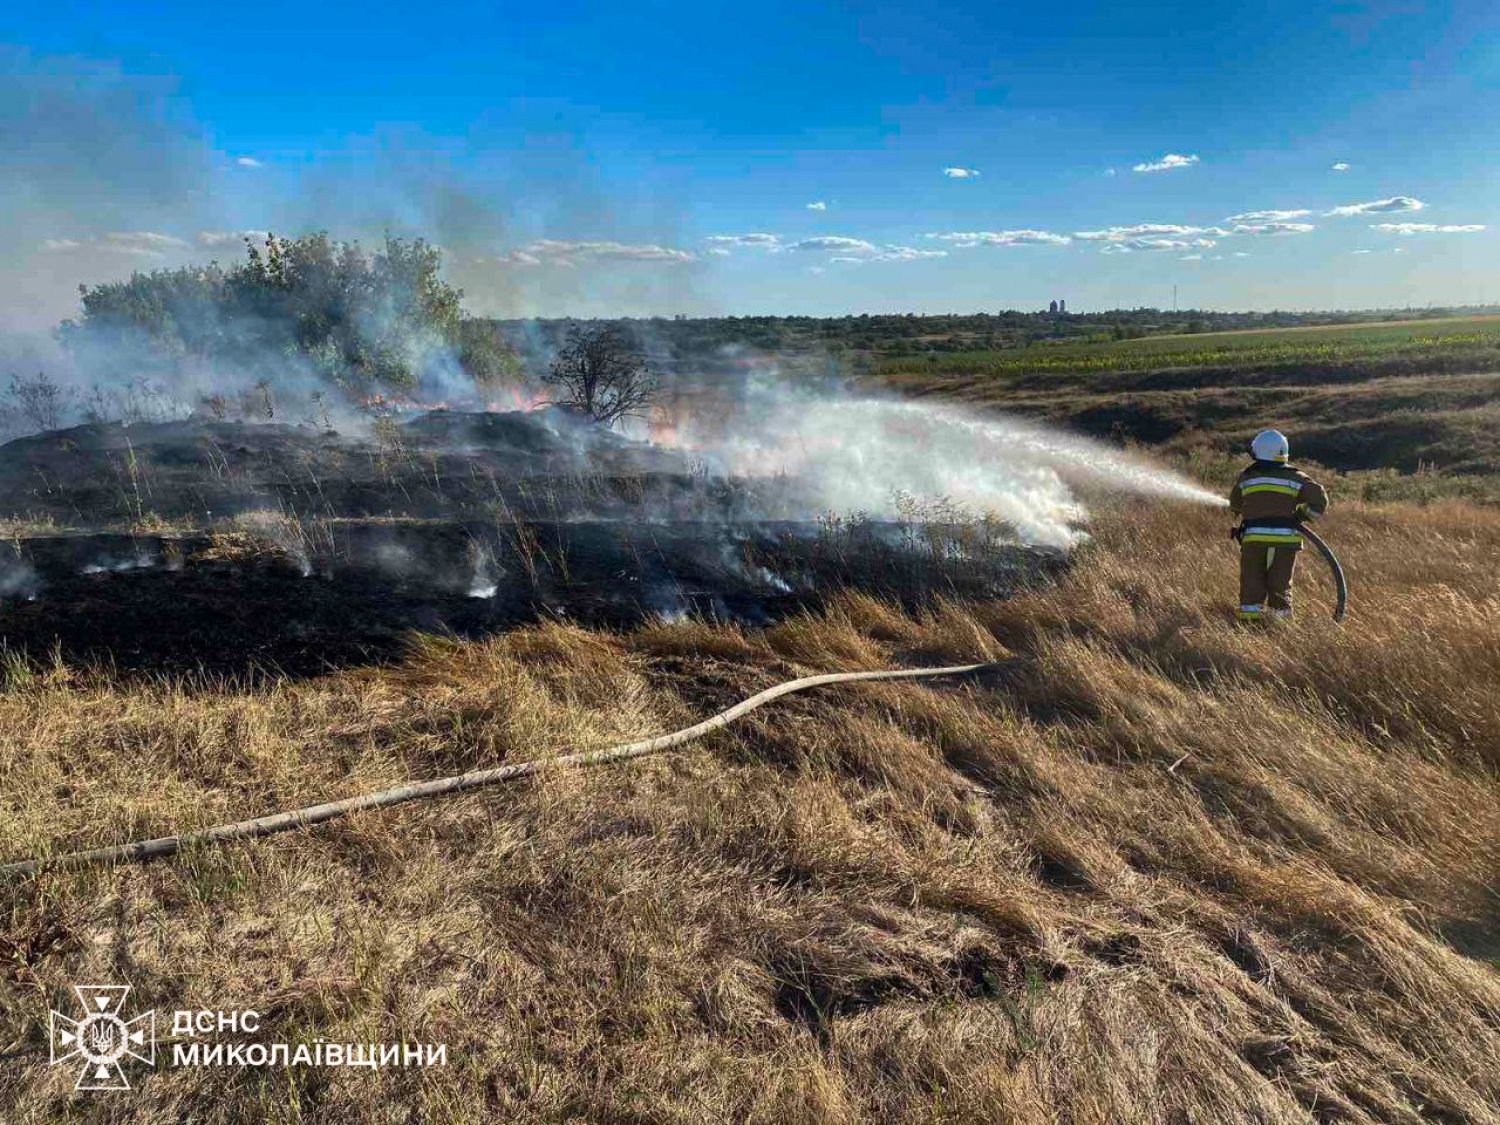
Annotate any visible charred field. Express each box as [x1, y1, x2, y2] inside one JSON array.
[[0, 409, 1062, 676]]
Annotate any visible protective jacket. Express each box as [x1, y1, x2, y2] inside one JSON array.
[[1228, 460, 1328, 549]]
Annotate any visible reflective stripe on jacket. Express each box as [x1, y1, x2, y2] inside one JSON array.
[[1242, 526, 1306, 546], [1228, 460, 1328, 547]]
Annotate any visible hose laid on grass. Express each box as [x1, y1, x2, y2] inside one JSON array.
[[1301, 525, 1348, 623], [1, 660, 1006, 879]]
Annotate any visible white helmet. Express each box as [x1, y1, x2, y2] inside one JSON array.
[[1250, 429, 1290, 463]]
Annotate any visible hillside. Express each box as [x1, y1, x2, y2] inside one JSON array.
[[2, 500, 1497, 1122], [879, 316, 1500, 477]]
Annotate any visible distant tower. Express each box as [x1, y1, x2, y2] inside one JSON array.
[[1058, 299, 1066, 313], [1048, 300, 1058, 314]]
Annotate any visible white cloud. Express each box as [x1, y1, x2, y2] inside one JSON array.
[[707, 232, 942, 263], [1074, 219, 1317, 250], [703, 233, 782, 251], [942, 167, 980, 179], [802, 238, 946, 263], [1228, 221, 1316, 236], [234, 156, 263, 168], [1128, 237, 1217, 251], [927, 229, 1071, 247], [196, 230, 270, 249], [1326, 196, 1424, 216], [1132, 153, 1199, 173], [805, 201, 827, 211], [1084, 232, 1218, 252], [1073, 223, 1206, 241], [1104, 167, 1117, 177], [870, 245, 947, 262], [1178, 254, 1203, 261], [40, 231, 188, 258], [788, 236, 877, 253], [499, 239, 694, 267], [1331, 162, 1351, 172], [1224, 209, 1312, 223], [106, 231, 187, 252], [1372, 222, 1486, 234], [1231, 251, 1251, 258]]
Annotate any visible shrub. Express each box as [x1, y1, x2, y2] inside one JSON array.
[[59, 233, 515, 401]]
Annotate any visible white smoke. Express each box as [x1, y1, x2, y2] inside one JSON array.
[[663, 376, 1224, 548], [0, 556, 40, 600]]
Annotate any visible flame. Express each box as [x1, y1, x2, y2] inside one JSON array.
[[505, 387, 551, 412], [648, 404, 681, 446]]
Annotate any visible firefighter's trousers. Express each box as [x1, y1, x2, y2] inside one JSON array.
[[1238, 542, 1299, 620]]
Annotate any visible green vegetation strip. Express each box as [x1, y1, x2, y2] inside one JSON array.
[[881, 319, 1500, 380]]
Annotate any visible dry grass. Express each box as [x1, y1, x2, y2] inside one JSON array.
[[1, 500, 1498, 1123]]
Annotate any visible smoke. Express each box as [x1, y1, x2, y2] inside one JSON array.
[[467, 542, 501, 598], [0, 556, 40, 600], [1, 44, 1220, 559], [0, 45, 719, 446], [657, 367, 1224, 548], [1, 46, 708, 334]]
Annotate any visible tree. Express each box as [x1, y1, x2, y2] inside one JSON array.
[[542, 325, 659, 426], [59, 233, 515, 401], [455, 318, 523, 389], [4, 371, 73, 431]]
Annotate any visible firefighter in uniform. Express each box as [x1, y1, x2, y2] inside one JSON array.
[[1229, 430, 1328, 621]]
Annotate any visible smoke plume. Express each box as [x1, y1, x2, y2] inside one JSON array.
[[656, 368, 1224, 547]]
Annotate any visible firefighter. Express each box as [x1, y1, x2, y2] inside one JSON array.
[[1228, 430, 1328, 621]]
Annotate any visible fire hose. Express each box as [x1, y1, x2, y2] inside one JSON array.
[[1300, 524, 1348, 623], [1, 661, 1006, 879]]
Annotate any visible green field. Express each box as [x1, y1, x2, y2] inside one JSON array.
[[880, 314, 1500, 382], [876, 315, 1500, 488]]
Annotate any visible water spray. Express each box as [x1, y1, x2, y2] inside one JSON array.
[[666, 387, 1224, 548]]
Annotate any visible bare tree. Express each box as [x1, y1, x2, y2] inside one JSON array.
[[5, 371, 72, 432], [542, 325, 659, 426]]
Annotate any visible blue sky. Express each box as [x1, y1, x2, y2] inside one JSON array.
[[3, 0, 1497, 321]]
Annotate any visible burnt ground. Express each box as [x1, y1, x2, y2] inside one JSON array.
[[0, 412, 1065, 678], [0, 408, 745, 526]]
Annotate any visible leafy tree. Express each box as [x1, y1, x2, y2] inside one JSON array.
[[455, 318, 523, 388], [60, 233, 512, 400]]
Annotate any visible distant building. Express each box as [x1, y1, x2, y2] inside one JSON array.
[[1048, 300, 1058, 314], [1059, 299, 1066, 313]]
